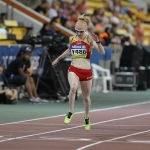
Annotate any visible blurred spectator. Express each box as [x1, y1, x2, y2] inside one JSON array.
[[70, 0, 78, 11], [0, 64, 18, 104], [48, 1, 58, 20], [106, 0, 114, 12], [148, 3, 150, 14], [118, 19, 134, 34], [93, 19, 104, 33], [123, 26, 135, 46], [65, 10, 78, 31], [34, 0, 50, 16], [114, 0, 122, 13], [136, 7, 147, 22], [93, 8, 109, 26], [135, 20, 144, 49], [110, 11, 120, 25], [4, 46, 48, 103], [0, 21, 7, 34], [59, 2, 70, 26], [118, 4, 126, 15], [126, 8, 134, 19], [90, 14, 98, 26], [39, 19, 56, 36], [76, 0, 87, 14], [99, 27, 112, 46]]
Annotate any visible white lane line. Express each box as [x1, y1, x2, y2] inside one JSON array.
[[128, 140, 150, 144], [39, 136, 91, 141], [96, 125, 150, 127], [0, 112, 150, 143], [0, 101, 150, 126], [16, 123, 150, 127], [76, 130, 150, 150], [16, 123, 81, 126]]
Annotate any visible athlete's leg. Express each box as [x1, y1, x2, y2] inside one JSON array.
[[80, 79, 92, 118], [68, 72, 79, 112]]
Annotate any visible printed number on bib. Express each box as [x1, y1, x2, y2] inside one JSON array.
[[71, 49, 87, 58]]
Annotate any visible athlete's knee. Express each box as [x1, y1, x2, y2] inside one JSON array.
[[83, 96, 90, 102], [70, 83, 77, 93]]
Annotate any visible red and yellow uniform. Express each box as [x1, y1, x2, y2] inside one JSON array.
[[70, 34, 92, 59], [68, 34, 93, 81]]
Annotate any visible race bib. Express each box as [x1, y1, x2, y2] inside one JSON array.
[[71, 44, 87, 58]]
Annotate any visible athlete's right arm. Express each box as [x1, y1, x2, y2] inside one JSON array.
[[52, 36, 73, 67], [57, 48, 71, 61]]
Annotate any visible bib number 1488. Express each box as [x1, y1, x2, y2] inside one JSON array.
[[71, 49, 86, 55]]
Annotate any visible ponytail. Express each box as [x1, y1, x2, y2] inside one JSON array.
[[77, 14, 91, 28]]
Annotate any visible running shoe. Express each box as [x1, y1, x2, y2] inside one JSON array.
[[64, 112, 74, 124], [35, 97, 49, 103], [28, 98, 37, 104], [84, 117, 91, 131]]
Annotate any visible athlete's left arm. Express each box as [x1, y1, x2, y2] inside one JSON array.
[[89, 32, 105, 55]]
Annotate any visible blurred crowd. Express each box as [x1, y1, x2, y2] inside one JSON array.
[[34, 0, 150, 49]]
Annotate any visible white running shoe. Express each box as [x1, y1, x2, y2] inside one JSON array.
[[35, 97, 49, 103]]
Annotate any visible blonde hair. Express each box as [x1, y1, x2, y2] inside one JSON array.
[[76, 15, 91, 28]]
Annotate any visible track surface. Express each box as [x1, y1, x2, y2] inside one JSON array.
[[0, 102, 150, 150]]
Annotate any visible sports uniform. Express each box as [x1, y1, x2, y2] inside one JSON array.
[[68, 34, 93, 81]]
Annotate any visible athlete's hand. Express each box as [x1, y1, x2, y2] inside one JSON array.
[[90, 32, 99, 42], [52, 59, 59, 68]]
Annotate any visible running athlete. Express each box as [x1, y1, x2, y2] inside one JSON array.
[[52, 15, 105, 130]]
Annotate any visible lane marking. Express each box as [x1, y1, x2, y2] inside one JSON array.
[[96, 125, 150, 127], [16, 123, 81, 126], [39, 136, 91, 141], [87, 140, 150, 144], [76, 130, 150, 150], [0, 112, 150, 143], [1, 101, 150, 125], [14, 123, 150, 127], [128, 140, 150, 144], [95, 124, 150, 127]]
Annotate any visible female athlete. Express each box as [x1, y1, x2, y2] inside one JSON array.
[[52, 15, 105, 130]]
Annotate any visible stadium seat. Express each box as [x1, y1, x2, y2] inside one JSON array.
[[121, 1, 137, 9], [105, 11, 113, 17], [4, 20, 18, 27], [86, 7, 94, 15], [0, 40, 17, 44], [0, 33, 17, 44], [86, 1, 106, 9], [116, 29, 127, 36], [0, 33, 7, 39], [8, 27, 27, 40]]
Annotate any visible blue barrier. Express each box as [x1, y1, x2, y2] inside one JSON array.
[[90, 47, 112, 64]]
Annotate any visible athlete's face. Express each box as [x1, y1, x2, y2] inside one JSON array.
[[75, 24, 87, 39]]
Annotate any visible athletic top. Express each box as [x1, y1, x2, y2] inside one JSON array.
[[70, 34, 92, 59]]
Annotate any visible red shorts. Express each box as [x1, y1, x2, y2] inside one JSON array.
[[68, 65, 92, 81]]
